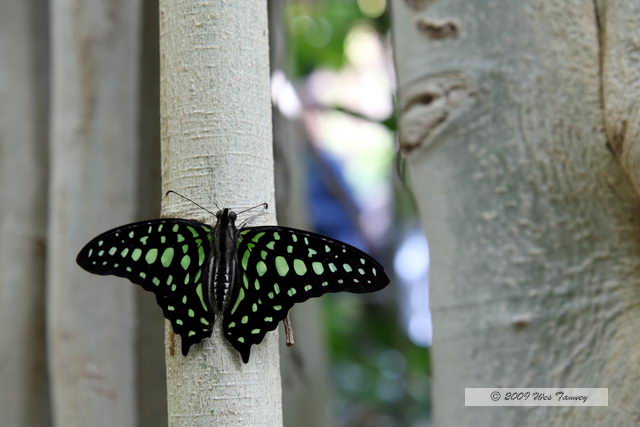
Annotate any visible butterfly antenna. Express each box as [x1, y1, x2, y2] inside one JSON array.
[[165, 190, 219, 216], [237, 211, 268, 229], [235, 202, 268, 216]]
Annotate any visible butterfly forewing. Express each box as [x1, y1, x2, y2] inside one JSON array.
[[224, 226, 389, 362], [76, 219, 215, 355]]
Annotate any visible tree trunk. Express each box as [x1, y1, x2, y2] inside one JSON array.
[[267, 1, 333, 426], [47, 0, 141, 425], [136, 0, 167, 426], [0, 0, 50, 425], [160, 1, 283, 425], [391, 1, 640, 426]]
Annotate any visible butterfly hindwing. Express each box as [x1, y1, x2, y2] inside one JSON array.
[[76, 219, 215, 355], [224, 226, 389, 362]]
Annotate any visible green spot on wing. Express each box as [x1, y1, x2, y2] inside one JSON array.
[[312, 262, 324, 275], [256, 261, 267, 276], [329, 263, 337, 273], [304, 284, 312, 291], [160, 248, 174, 267], [187, 226, 199, 237], [293, 259, 307, 275], [181, 255, 191, 270], [108, 247, 117, 256], [343, 264, 352, 272], [275, 256, 289, 276], [177, 234, 185, 242], [145, 248, 158, 264], [231, 288, 245, 314], [198, 246, 205, 266], [196, 284, 208, 311], [241, 315, 249, 324], [251, 329, 260, 334], [252, 232, 265, 242], [188, 309, 195, 317], [242, 250, 250, 270], [266, 241, 275, 250], [131, 248, 142, 261], [121, 248, 129, 257]]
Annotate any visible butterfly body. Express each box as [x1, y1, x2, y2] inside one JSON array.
[[77, 210, 389, 363], [210, 208, 239, 313]]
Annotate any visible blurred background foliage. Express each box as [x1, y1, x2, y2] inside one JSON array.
[[276, 1, 431, 425]]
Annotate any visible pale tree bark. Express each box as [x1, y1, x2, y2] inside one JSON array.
[[392, 0, 640, 426], [0, 0, 50, 425], [48, 0, 141, 426], [137, 0, 168, 425], [600, 2, 640, 194], [267, 1, 333, 426], [160, 1, 283, 426]]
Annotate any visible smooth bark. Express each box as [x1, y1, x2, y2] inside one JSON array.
[[48, 0, 141, 425], [136, 0, 167, 425], [0, 0, 50, 425], [160, 1, 283, 425], [392, 0, 640, 425], [267, 1, 333, 425]]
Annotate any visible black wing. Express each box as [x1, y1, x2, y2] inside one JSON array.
[[76, 219, 215, 355], [224, 226, 390, 363]]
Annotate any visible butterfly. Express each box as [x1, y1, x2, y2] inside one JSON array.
[[76, 206, 390, 363]]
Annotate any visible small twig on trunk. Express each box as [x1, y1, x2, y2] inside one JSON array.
[[284, 315, 295, 347]]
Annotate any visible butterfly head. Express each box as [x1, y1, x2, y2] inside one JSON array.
[[215, 208, 238, 226]]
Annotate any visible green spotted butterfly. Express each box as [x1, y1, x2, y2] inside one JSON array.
[[76, 208, 389, 363]]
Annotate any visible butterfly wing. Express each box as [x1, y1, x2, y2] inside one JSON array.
[[76, 219, 215, 355], [224, 226, 390, 363]]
